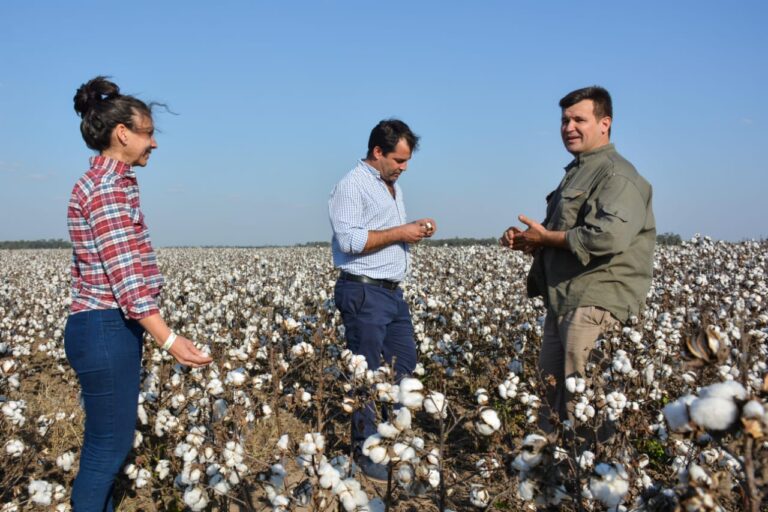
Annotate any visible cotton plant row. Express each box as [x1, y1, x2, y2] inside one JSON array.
[[0, 237, 766, 510]]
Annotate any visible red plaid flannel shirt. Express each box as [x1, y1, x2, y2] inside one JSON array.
[[67, 156, 164, 319]]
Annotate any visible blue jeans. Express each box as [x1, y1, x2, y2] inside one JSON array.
[[64, 309, 144, 512], [334, 280, 417, 448]]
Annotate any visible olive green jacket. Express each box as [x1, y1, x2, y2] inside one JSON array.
[[527, 144, 655, 322]]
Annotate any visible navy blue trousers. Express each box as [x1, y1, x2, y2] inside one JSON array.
[[334, 280, 417, 448], [64, 309, 144, 512]]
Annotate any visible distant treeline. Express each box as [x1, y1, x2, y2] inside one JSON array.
[[656, 232, 682, 246], [0, 239, 72, 249], [0, 233, 692, 250]]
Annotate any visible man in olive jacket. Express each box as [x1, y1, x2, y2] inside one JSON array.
[[500, 86, 655, 432]]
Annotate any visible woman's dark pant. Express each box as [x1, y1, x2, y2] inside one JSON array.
[[334, 280, 417, 449], [64, 309, 143, 512]]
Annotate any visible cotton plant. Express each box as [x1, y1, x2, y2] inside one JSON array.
[[511, 434, 568, 507], [588, 462, 630, 511]]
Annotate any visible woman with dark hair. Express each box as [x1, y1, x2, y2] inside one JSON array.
[[66, 76, 212, 511]]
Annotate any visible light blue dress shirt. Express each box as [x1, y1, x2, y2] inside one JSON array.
[[329, 160, 409, 281]]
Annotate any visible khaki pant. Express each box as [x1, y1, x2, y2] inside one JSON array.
[[538, 306, 619, 433]]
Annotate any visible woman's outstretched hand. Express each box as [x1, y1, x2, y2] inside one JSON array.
[[169, 336, 213, 367]]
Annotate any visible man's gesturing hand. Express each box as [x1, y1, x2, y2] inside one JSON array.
[[500, 215, 567, 254], [401, 218, 437, 243]]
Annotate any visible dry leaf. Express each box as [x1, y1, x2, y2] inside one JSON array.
[[741, 417, 764, 439]]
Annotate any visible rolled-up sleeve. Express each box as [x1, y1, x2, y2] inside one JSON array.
[[85, 181, 159, 319], [329, 179, 369, 254], [566, 174, 648, 266]]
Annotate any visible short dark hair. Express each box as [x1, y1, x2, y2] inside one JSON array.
[[559, 86, 613, 121], [366, 119, 419, 159], [73, 76, 156, 151]]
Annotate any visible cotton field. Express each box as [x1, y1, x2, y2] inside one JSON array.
[[1, 236, 767, 511]]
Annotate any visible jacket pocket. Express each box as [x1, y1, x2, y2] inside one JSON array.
[[597, 203, 629, 223], [553, 188, 587, 230]]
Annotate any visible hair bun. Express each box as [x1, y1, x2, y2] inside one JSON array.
[[73, 76, 121, 118]]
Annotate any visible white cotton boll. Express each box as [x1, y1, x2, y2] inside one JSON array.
[[579, 450, 595, 470], [469, 485, 490, 508], [512, 450, 542, 472], [423, 391, 447, 418], [28, 480, 53, 506], [375, 383, 397, 403], [742, 400, 765, 419], [205, 378, 224, 396], [135, 468, 151, 488], [277, 434, 290, 451], [362, 434, 382, 452], [136, 404, 148, 425], [685, 462, 712, 487], [155, 460, 170, 480], [475, 388, 489, 405], [342, 396, 355, 413], [5, 439, 25, 458], [398, 378, 424, 409], [392, 407, 412, 431], [663, 395, 696, 432], [644, 364, 655, 385], [426, 448, 440, 467], [56, 451, 75, 471], [589, 463, 629, 508], [397, 464, 414, 485], [209, 473, 231, 496], [699, 381, 747, 401], [378, 422, 400, 439], [125, 464, 139, 480], [186, 426, 207, 447], [474, 407, 501, 436], [518, 479, 536, 500], [368, 446, 390, 465], [427, 469, 440, 488], [300, 391, 312, 403], [391, 443, 416, 462], [690, 396, 738, 431], [348, 355, 368, 379], [318, 463, 341, 489], [225, 368, 247, 386], [413, 363, 425, 376], [183, 486, 209, 511], [53, 484, 66, 501]]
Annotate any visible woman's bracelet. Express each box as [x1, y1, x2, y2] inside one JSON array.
[[162, 331, 178, 351]]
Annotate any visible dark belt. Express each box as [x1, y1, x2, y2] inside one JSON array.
[[339, 271, 400, 290]]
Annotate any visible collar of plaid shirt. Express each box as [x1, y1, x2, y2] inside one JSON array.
[[90, 155, 136, 179]]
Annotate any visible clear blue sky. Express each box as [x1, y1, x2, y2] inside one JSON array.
[[1, 1, 766, 245]]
